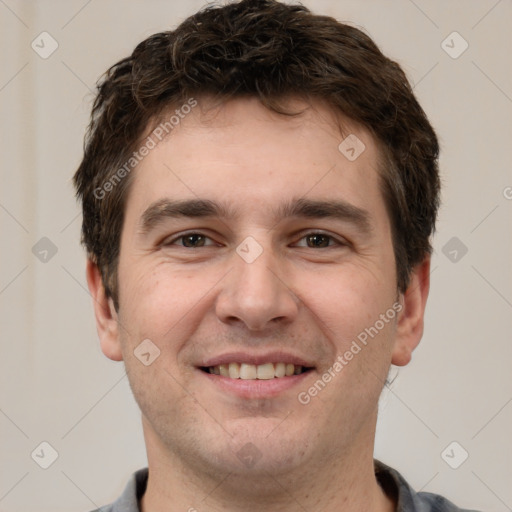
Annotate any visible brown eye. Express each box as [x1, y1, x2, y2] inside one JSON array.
[[162, 231, 219, 249], [305, 233, 331, 248], [181, 234, 207, 247]]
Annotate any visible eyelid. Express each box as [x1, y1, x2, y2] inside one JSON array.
[[292, 230, 348, 248], [161, 230, 219, 247]]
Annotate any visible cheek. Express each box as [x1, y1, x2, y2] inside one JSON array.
[[299, 264, 394, 339], [296, 261, 399, 392], [117, 260, 221, 348]]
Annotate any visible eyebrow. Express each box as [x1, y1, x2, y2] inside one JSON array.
[[139, 197, 372, 235]]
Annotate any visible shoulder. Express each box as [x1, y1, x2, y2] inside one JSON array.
[[87, 468, 149, 512], [413, 491, 481, 512], [374, 460, 481, 512]]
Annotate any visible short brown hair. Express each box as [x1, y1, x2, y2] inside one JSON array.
[[74, 0, 440, 310]]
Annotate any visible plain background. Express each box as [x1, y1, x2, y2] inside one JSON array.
[[0, 1, 511, 511]]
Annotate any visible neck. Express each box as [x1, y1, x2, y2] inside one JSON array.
[[140, 419, 395, 512]]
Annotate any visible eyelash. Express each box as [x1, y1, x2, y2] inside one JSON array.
[[162, 231, 347, 249]]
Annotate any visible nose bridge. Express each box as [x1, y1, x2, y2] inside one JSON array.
[[215, 237, 299, 330], [236, 248, 280, 300]]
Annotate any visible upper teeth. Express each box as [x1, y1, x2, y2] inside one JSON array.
[[208, 362, 304, 380]]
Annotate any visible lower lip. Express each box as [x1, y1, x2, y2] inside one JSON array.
[[198, 369, 312, 399]]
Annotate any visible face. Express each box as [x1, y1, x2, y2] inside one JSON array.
[[89, 96, 428, 481]]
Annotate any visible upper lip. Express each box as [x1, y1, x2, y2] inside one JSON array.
[[200, 351, 315, 368]]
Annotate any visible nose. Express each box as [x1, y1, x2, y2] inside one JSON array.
[[215, 243, 300, 332]]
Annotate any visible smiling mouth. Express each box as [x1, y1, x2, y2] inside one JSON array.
[[200, 362, 313, 380]]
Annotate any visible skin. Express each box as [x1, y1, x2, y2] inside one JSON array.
[[87, 96, 430, 512]]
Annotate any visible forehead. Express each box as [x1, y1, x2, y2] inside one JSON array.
[[125, 96, 387, 227]]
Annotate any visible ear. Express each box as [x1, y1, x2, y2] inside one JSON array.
[[391, 256, 431, 366], [86, 259, 123, 361]]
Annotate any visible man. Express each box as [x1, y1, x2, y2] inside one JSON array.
[[74, 0, 478, 510]]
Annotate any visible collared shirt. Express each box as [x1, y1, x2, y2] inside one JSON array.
[[89, 460, 481, 512]]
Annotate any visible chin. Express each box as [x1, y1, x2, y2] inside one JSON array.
[[211, 416, 312, 475]]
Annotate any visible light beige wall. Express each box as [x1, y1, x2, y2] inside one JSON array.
[[0, 1, 510, 511]]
